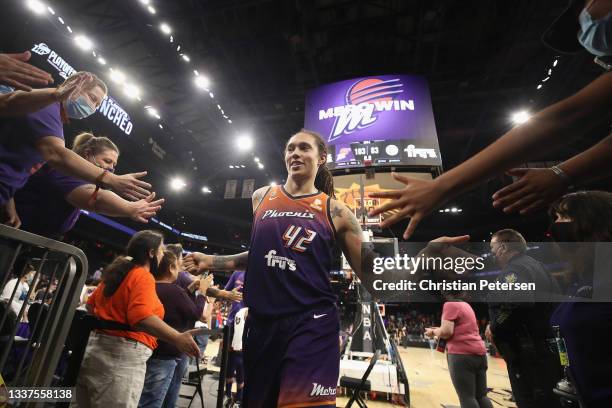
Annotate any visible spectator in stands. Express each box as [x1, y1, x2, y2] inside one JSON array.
[[368, 0, 612, 238], [425, 295, 493, 408], [75, 230, 199, 408], [13, 132, 163, 237], [138, 251, 210, 408], [0, 71, 151, 228], [0, 263, 35, 316], [549, 191, 612, 407], [0, 51, 52, 91]]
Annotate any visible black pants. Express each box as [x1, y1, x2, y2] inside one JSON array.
[[447, 354, 493, 408], [495, 336, 562, 408]]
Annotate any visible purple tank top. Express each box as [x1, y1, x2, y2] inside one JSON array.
[[244, 185, 337, 316]]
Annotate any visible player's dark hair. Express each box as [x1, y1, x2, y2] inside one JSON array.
[[291, 129, 335, 198], [102, 230, 163, 297], [549, 191, 612, 241]]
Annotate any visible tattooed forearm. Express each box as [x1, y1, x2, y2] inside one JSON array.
[[211, 251, 249, 270]]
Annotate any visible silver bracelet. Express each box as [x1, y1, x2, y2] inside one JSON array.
[[550, 165, 573, 187]]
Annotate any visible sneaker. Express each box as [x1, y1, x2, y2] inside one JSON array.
[[231, 401, 242, 408], [223, 397, 234, 408]]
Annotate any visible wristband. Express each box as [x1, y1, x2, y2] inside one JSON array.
[[550, 165, 573, 188], [88, 169, 110, 208]]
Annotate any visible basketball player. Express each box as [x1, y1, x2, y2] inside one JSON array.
[[184, 129, 363, 408]]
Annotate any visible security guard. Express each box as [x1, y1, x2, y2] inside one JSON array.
[[486, 229, 562, 408]]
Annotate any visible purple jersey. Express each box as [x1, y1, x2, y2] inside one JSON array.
[[244, 185, 337, 316], [224, 270, 245, 323], [0, 103, 64, 204], [14, 164, 87, 237]]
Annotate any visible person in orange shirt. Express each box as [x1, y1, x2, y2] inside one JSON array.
[[75, 230, 199, 408]]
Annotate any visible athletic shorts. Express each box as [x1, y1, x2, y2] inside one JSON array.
[[243, 305, 340, 408]]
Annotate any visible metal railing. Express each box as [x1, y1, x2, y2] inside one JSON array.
[[0, 224, 87, 391]]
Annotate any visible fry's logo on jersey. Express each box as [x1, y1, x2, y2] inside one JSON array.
[[310, 383, 337, 397], [261, 209, 315, 220], [264, 250, 296, 271], [318, 78, 415, 142]]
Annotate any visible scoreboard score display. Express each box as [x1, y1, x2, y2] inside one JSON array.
[[305, 75, 442, 169]]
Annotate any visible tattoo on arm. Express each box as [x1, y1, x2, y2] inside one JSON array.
[[330, 201, 362, 236], [346, 210, 362, 235], [211, 251, 249, 270]]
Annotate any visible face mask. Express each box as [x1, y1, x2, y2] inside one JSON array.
[[0, 85, 14, 94], [550, 221, 577, 242], [578, 8, 612, 57], [64, 95, 96, 119]]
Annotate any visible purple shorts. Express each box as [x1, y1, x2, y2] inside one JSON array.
[[243, 305, 340, 408]]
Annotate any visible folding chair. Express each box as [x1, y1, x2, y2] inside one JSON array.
[[340, 349, 381, 408]]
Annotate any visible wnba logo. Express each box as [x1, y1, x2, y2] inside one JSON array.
[[318, 78, 415, 142]]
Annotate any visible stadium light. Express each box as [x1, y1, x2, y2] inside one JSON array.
[[194, 75, 210, 90], [202, 186, 212, 194], [123, 84, 141, 99], [236, 134, 254, 151], [160, 23, 172, 35], [270, 181, 277, 186], [109, 68, 126, 84], [170, 177, 186, 191], [258, 163, 264, 169], [26, 0, 46, 14], [147, 6, 156, 14], [74, 35, 93, 51], [511, 110, 530, 125]]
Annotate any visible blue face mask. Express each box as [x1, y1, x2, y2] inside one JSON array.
[[0, 85, 14, 94], [578, 7, 612, 57], [64, 95, 96, 119]]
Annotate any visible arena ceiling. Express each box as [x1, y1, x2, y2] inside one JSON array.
[[3, 0, 609, 248]]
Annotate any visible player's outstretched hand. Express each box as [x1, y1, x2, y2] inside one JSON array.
[[184, 252, 213, 274]]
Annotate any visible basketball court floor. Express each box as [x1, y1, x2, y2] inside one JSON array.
[[184, 340, 516, 408]]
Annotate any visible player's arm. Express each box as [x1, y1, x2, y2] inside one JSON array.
[[330, 199, 363, 279], [184, 251, 249, 274]]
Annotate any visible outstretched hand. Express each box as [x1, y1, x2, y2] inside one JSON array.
[[492, 168, 567, 215], [368, 173, 446, 239], [0, 51, 53, 91]]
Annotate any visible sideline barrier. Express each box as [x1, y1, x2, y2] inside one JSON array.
[[0, 224, 87, 395]]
